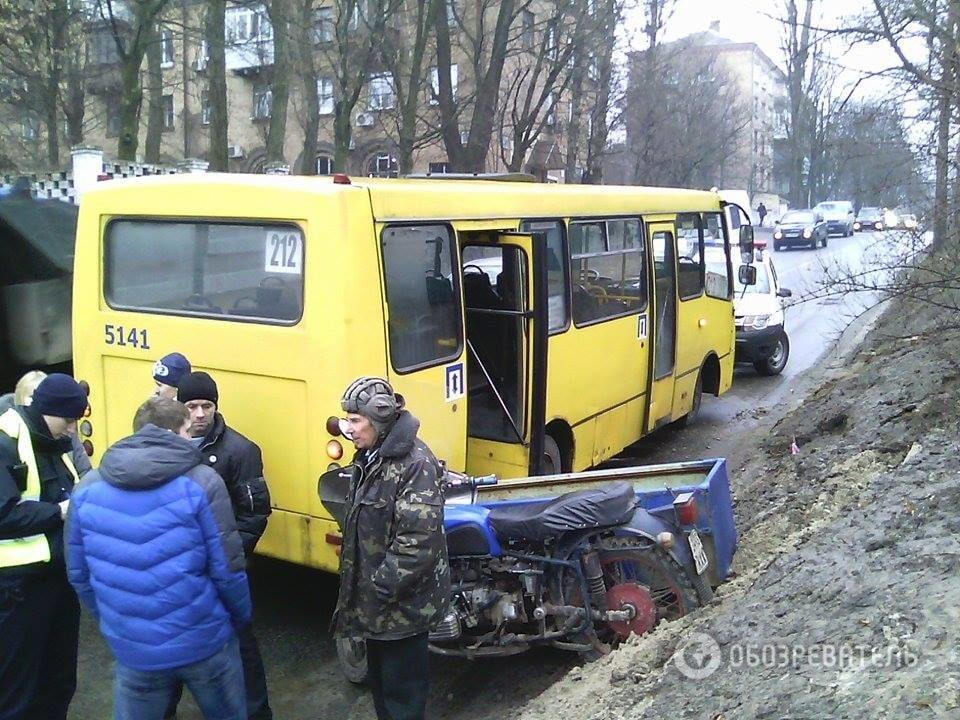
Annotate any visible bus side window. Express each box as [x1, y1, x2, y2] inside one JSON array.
[[676, 213, 704, 300], [519, 219, 569, 333], [703, 212, 732, 299], [381, 225, 463, 372]]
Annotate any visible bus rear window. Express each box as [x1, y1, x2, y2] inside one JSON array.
[[105, 220, 304, 323]]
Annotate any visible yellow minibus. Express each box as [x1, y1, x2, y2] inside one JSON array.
[[73, 173, 748, 572]]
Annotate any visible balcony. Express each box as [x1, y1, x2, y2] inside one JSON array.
[[225, 39, 274, 74]]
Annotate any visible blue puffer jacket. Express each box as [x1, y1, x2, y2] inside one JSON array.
[[65, 424, 251, 671]]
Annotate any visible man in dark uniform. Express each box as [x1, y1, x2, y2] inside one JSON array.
[[0, 374, 88, 720], [334, 376, 450, 720], [164, 371, 272, 720]]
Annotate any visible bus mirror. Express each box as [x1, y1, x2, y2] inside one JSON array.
[[738, 264, 757, 286], [739, 225, 755, 254]]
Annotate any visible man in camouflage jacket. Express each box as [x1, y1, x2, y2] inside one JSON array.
[[335, 377, 449, 720]]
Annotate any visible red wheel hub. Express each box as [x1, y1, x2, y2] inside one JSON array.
[[605, 583, 658, 640]]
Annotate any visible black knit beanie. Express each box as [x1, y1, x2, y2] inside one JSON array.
[[176, 371, 219, 406]]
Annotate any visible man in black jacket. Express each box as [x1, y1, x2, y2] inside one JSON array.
[[0, 374, 88, 720], [164, 371, 272, 720]]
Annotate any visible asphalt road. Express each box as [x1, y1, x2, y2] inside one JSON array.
[[69, 228, 905, 720]]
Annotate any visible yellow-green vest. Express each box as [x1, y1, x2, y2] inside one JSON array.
[[0, 408, 79, 569]]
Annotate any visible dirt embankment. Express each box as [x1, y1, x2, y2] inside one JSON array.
[[515, 290, 960, 719]]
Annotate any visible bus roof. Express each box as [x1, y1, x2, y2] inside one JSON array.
[[83, 173, 722, 221]]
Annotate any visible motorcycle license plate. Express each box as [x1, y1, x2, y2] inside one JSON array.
[[688, 530, 709, 575]]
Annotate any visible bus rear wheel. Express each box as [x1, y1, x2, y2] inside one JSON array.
[[542, 435, 562, 475]]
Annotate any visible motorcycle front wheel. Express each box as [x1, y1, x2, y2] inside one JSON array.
[[336, 636, 369, 684]]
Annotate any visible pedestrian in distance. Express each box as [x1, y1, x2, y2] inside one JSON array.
[[757, 202, 768, 227], [164, 371, 273, 720], [0, 373, 89, 720], [65, 397, 251, 720], [0, 370, 92, 480], [334, 376, 450, 720], [153, 352, 192, 400]]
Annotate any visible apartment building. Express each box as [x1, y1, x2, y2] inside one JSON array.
[[2, 0, 600, 180]]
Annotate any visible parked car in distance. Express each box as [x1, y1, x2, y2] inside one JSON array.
[[814, 200, 855, 236], [901, 213, 918, 230], [772, 209, 829, 250], [728, 250, 792, 375], [855, 207, 884, 232]]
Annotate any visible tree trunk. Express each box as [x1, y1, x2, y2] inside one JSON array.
[[118, 52, 145, 160], [564, 46, 585, 183], [333, 105, 352, 172], [206, 0, 229, 171], [144, 23, 163, 163], [44, 74, 60, 167], [298, 0, 319, 176], [266, 0, 291, 163]]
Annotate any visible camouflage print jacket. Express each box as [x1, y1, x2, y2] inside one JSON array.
[[334, 410, 450, 640]]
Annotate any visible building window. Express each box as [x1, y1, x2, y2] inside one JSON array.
[[194, 40, 209, 71], [428, 161, 450, 174], [318, 77, 334, 115], [313, 6, 334, 43], [545, 92, 556, 126], [160, 26, 174, 67], [368, 73, 395, 111], [226, 5, 272, 43], [446, 0, 457, 26], [521, 9, 534, 49], [253, 87, 272, 119], [348, 0, 366, 31], [90, 29, 120, 65], [545, 22, 558, 60], [316, 155, 333, 175], [105, 100, 121, 137], [200, 90, 211, 125], [429, 64, 457, 105], [21, 117, 39, 140], [367, 152, 398, 177], [161, 94, 175, 130]]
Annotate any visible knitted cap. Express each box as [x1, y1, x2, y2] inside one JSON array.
[[31, 374, 88, 420], [153, 352, 192, 387], [177, 371, 219, 406]]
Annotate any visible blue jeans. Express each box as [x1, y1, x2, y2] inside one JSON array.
[[114, 638, 246, 720]]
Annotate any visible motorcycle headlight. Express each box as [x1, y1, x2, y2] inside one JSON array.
[[803, 228, 812, 238], [773, 230, 782, 239]]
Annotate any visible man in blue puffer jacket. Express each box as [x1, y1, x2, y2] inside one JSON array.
[[65, 397, 251, 720]]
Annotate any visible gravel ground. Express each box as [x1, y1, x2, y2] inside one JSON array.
[[514, 286, 960, 719]]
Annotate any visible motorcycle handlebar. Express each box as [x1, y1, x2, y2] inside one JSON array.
[[441, 467, 498, 490]]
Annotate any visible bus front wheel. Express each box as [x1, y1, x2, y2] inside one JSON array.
[[674, 371, 703, 428]]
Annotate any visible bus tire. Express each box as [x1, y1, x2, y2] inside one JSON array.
[[542, 435, 562, 475], [336, 636, 369, 684]]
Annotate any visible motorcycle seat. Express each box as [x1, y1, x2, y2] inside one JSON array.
[[487, 481, 637, 543]]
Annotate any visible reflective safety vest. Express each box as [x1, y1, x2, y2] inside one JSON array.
[[0, 408, 79, 569]]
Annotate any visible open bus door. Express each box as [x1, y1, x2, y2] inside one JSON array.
[[461, 231, 549, 477], [645, 222, 679, 431]]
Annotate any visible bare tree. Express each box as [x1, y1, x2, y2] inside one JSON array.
[[263, 0, 292, 162], [94, 0, 174, 160], [0, 0, 84, 167], [780, 0, 817, 206], [496, 1, 578, 174], [205, 0, 229, 170], [434, 0, 519, 172]]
